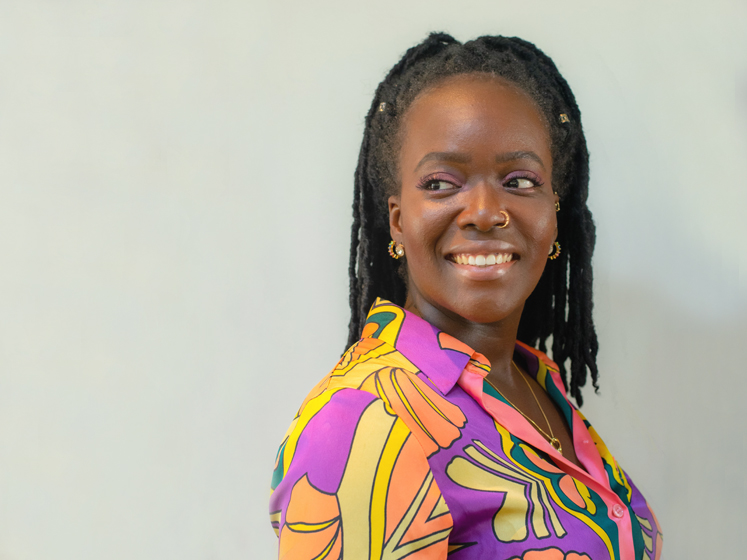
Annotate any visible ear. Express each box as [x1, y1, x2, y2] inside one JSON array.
[[388, 195, 403, 240]]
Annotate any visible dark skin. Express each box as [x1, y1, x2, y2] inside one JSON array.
[[388, 74, 581, 468]]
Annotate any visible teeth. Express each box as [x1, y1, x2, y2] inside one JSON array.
[[453, 253, 514, 267]]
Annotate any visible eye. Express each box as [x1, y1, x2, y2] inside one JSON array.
[[505, 177, 536, 189], [416, 174, 462, 191], [502, 171, 544, 190], [423, 179, 458, 191]]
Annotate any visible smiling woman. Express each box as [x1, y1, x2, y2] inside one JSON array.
[[269, 33, 662, 559]]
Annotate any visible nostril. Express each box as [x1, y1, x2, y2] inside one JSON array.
[[470, 210, 508, 232], [456, 183, 508, 231]]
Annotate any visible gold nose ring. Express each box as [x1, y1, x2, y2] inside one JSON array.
[[497, 210, 510, 229]]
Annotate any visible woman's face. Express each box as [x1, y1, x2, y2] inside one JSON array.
[[389, 74, 558, 327]]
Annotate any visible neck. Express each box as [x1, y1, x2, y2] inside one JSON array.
[[404, 295, 523, 379]]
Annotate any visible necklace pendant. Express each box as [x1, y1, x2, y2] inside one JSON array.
[[550, 438, 563, 455]]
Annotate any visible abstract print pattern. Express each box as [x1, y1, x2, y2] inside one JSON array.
[[276, 397, 453, 559], [270, 299, 662, 559], [447, 440, 568, 543]]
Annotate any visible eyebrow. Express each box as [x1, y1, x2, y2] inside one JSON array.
[[414, 150, 546, 172], [496, 151, 546, 171], [414, 152, 471, 172]]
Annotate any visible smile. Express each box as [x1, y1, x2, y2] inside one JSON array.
[[449, 253, 514, 267]]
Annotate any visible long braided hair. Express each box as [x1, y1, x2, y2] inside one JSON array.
[[346, 32, 598, 405]]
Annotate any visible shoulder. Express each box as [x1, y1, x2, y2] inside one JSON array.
[[278, 337, 468, 474], [269, 340, 455, 555], [270, 334, 468, 499]]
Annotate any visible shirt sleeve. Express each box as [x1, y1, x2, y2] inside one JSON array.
[[269, 387, 453, 560]]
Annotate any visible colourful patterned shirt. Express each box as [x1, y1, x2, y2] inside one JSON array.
[[270, 299, 662, 560]]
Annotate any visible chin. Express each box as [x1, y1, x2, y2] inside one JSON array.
[[446, 298, 521, 326]]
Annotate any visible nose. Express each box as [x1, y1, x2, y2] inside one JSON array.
[[456, 181, 507, 231]]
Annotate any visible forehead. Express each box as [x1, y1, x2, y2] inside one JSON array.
[[399, 74, 550, 157]]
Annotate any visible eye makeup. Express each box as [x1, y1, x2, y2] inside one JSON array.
[[501, 170, 544, 188], [416, 172, 463, 191]]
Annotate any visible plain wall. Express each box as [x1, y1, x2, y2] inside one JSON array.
[[1, 1, 745, 558]]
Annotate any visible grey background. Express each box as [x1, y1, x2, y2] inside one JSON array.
[[0, 1, 745, 558]]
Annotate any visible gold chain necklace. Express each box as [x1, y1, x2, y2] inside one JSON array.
[[484, 361, 563, 455]]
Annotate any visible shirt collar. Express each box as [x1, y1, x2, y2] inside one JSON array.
[[361, 298, 560, 394], [361, 299, 472, 394]]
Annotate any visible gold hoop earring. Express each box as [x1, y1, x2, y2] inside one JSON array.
[[554, 192, 560, 212], [388, 240, 405, 259], [497, 210, 510, 229], [548, 241, 561, 260]]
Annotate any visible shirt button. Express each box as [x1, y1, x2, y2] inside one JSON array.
[[612, 504, 626, 518]]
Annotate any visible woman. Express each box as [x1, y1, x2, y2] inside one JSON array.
[[269, 33, 662, 559]]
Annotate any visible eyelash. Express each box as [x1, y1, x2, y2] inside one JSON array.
[[502, 171, 544, 189], [416, 171, 544, 191], [416, 174, 461, 191]]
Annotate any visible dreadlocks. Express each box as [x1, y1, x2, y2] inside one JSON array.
[[346, 32, 598, 405]]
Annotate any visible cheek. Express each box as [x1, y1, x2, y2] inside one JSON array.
[[401, 204, 454, 255], [520, 212, 557, 267], [528, 211, 557, 244]]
